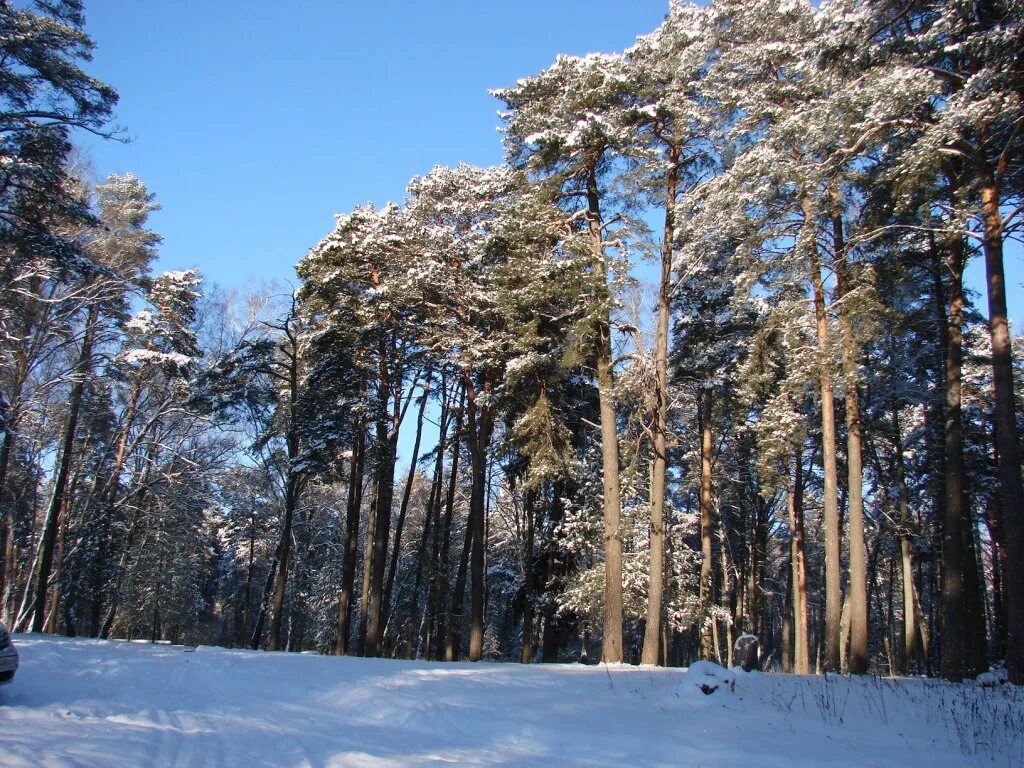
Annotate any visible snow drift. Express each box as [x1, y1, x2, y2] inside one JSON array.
[[0, 635, 1020, 767]]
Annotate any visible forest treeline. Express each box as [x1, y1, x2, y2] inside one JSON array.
[[2, 0, 1023, 684]]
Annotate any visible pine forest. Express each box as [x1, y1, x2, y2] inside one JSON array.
[[4, 0, 1024, 695]]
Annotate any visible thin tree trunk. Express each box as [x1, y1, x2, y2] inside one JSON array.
[[446, 496, 473, 661], [984, 493, 1008, 660], [249, 547, 278, 649], [940, 224, 967, 682], [521, 488, 537, 664], [336, 425, 365, 655], [405, 409, 448, 658], [466, 371, 494, 662], [698, 387, 715, 659], [431, 385, 464, 659], [962, 516, 987, 676], [406, 377, 452, 658], [782, 555, 793, 673], [789, 452, 809, 674], [20, 305, 98, 632], [805, 193, 842, 673], [541, 481, 566, 663], [892, 407, 924, 674], [358, 483, 377, 655], [383, 375, 431, 632], [364, 375, 399, 657], [641, 139, 679, 666], [238, 517, 256, 647], [832, 206, 868, 675], [269, 321, 302, 652], [586, 163, 623, 664]]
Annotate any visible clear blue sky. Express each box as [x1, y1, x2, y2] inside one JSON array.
[[77, 0, 1020, 318], [77, 1, 671, 289]]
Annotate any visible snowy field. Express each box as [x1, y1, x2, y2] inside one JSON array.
[[1, 635, 1021, 767]]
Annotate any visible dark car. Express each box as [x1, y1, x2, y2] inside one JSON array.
[[0, 622, 17, 685]]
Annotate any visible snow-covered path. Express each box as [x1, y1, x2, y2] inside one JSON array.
[[1, 635, 1020, 767]]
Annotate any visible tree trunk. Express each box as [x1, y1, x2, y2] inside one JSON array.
[[641, 139, 679, 666], [336, 425, 365, 655], [789, 452, 809, 674], [805, 193, 842, 673], [238, 517, 256, 647], [364, 351, 399, 657], [466, 370, 495, 662], [405, 391, 450, 659], [541, 481, 567, 663], [383, 375, 431, 633], [431, 385, 464, 659], [20, 305, 98, 632], [940, 226, 967, 681], [892, 407, 925, 674], [269, 326, 302, 652], [984, 493, 1008, 660], [698, 387, 715, 659], [585, 164, 623, 664], [832, 207, 868, 675], [249, 547, 278, 649], [979, 177, 1024, 684], [445, 495, 473, 661], [962, 516, 987, 676], [521, 489, 537, 664]]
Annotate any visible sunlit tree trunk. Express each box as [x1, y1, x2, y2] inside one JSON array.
[[585, 163, 623, 664], [642, 139, 679, 666], [804, 193, 841, 672]]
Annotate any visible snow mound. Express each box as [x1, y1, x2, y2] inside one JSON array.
[[684, 659, 736, 695], [976, 668, 1008, 687]]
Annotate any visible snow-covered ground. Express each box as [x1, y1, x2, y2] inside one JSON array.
[[1, 635, 1021, 767]]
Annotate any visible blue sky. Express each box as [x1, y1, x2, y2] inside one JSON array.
[[73, 0, 1022, 470], [77, 0, 1020, 317], [77, 1, 670, 289]]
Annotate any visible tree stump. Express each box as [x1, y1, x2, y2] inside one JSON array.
[[734, 633, 759, 672]]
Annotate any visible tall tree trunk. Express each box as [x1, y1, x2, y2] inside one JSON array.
[[269, 324, 302, 653], [403, 387, 448, 659], [782, 555, 794, 673], [431, 385, 464, 659], [962, 516, 987, 676], [238, 517, 256, 647], [979, 177, 1024, 684], [586, 163, 623, 664], [940, 225, 967, 681], [641, 139, 679, 666], [358, 484, 377, 655], [541, 481, 567, 663], [383, 375, 431, 633], [44, 490, 73, 635], [445, 496, 473, 661], [698, 387, 715, 659], [521, 488, 537, 664], [20, 305, 98, 632], [892, 407, 925, 674], [805, 193, 842, 673], [789, 452, 809, 674], [832, 206, 868, 675], [406, 387, 451, 659], [249, 547, 278, 649], [365, 348, 399, 657], [336, 425, 365, 655], [984, 493, 1008, 660], [0, 277, 44, 619], [467, 370, 494, 662], [0, 429, 18, 622]]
